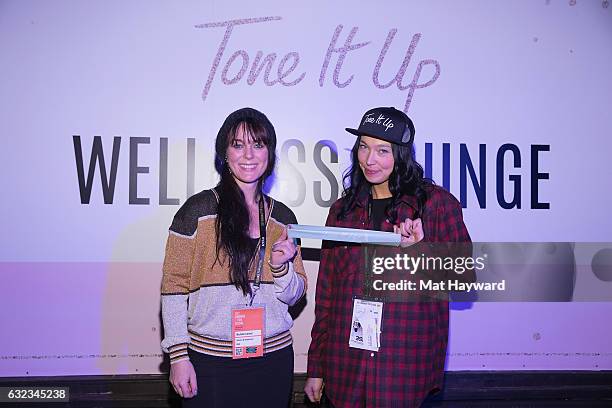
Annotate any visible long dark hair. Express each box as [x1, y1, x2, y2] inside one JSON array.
[[214, 108, 277, 295], [339, 136, 432, 222]]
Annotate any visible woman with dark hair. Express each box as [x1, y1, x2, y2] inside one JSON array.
[[161, 107, 306, 407], [305, 107, 472, 407]]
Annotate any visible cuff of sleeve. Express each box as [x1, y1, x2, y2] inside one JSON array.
[[168, 343, 190, 364], [306, 361, 324, 378], [271, 263, 289, 278]]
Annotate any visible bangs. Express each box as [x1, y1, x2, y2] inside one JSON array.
[[229, 120, 270, 146]]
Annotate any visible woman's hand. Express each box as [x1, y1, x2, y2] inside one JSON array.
[[394, 217, 424, 247], [169, 360, 198, 399], [270, 228, 297, 267], [304, 377, 324, 403]]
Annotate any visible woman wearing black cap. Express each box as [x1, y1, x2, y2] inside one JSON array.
[[305, 107, 473, 407], [160, 107, 307, 407]]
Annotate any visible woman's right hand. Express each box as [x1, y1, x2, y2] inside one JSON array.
[[304, 377, 324, 403], [170, 360, 198, 398], [395, 217, 424, 247]]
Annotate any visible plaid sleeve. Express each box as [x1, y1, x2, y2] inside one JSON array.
[[426, 189, 474, 284], [434, 190, 471, 243], [306, 208, 337, 378]]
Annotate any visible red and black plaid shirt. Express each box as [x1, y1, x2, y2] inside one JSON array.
[[307, 185, 472, 408]]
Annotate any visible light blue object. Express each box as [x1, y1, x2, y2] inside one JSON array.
[[287, 224, 401, 247]]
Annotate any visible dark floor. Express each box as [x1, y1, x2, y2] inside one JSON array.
[[5, 398, 610, 407], [1, 372, 611, 407]]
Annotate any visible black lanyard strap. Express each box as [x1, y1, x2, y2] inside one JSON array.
[[254, 196, 267, 287]]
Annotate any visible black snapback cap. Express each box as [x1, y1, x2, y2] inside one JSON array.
[[345, 107, 415, 146]]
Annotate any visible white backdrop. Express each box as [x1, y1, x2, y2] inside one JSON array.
[[1, 0, 611, 376]]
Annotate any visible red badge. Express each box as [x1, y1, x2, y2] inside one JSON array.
[[231, 307, 264, 359]]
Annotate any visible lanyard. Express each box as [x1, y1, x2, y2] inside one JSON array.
[[249, 196, 267, 305], [364, 194, 375, 298], [364, 193, 384, 301]]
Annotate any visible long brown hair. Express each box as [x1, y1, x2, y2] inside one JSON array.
[[214, 108, 277, 295]]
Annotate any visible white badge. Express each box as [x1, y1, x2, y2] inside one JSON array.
[[349, 298, 383, 352]]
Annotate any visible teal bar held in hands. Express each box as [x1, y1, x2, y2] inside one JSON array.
[[287, 224, 401, 247]]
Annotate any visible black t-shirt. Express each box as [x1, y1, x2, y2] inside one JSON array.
[[371, 197, 393, 231]]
